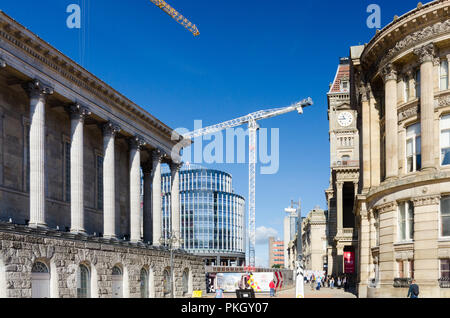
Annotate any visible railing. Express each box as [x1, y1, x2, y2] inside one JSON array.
[[438, 277, 450, 288], [393, 278, 412, 288]]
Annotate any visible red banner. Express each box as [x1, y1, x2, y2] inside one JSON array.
[[344, 252, 355, 274]]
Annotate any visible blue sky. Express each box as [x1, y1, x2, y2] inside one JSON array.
[[1, 0, 423, 266]]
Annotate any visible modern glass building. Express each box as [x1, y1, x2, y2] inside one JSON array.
[[161, 166, 246, 266]]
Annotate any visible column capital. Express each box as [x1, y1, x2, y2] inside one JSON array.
[[0, 58, 6, 68], [381, 63, 398, 83], [336, 181, 344, 189], [152, 149, 164, 162], [129, 135, 146, 150], [102, 121, 121, 137], [69, 103, 91, 122], [359, 82, 371, 102], [23, 79, 54, 99], [413, 43, 436, 64], [169, 161, 183, 173]]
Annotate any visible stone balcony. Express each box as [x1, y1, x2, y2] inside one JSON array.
[[335, 228, 358, 242]]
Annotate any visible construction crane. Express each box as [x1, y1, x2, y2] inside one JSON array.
[[183, 97, 313, 267], [149, 0, 200, 36]]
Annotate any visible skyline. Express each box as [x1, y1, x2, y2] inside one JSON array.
[[0, 0, 424, 267]]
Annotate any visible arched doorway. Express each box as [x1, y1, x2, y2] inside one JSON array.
[[140, 268, 149, 298], [163, 268, 171, 297], [31, 261, 50, 298], [77, 264, 91, 298], [111, 265, 123, 298]]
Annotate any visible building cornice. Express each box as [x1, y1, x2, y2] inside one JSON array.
[[0, 11, 185, 148]]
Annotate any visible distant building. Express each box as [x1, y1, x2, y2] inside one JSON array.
[[283, 207, 298, 268], [161, 167, 246, 266], [301, 207, 328, 273], [268, 237, 285, 268]]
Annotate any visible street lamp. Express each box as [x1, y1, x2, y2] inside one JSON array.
[[159, 232, 184, 298]]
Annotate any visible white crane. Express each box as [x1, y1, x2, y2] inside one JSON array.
[[182, 97, 313, 267]]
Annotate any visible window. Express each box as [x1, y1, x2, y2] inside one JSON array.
[[77, 264, 90, 298], [440, 115, 450, 166], [397, 260, 414, 279], [163, 269, 171, 295], [415, 70, 421, 98], [440, 60, 449, 91], [96, 155, 103, 210], [31, 262, 50, 298], [140, 268, 149, 298], [398, 201, 414, 241], [441, 197, 450, 237], [406, 123, 421, 173], [63, 140, 71, 202], [341, 80, 349, 92], [182, 269, 189, 295], [111, 266, 123, 298], [441, 259, 450, 279]]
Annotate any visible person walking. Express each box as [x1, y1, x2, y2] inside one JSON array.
[[269, 280, 276, 297], [310, 275, 315, 291], [330, 277, 335, 289], [407, 279, 420, 298], [316, 276, 322, 291], [215, 286, 224, 298]]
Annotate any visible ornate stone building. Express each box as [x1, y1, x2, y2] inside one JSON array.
[[326, 57, 360, 278], [0, 12, 205, 297], [351, 0, 450, 298], [301, 207, 328, 272]]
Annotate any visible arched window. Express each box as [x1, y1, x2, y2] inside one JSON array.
[[77, 264, 90, 298], [140, 268, 149, 298], [163, 268, 171, 296], [111, 265, 123, 298], [182, 269, 189, 296], [31, 261, 50, 298]]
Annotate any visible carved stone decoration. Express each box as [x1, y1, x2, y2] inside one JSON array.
[[102, 121, 121, 137], [395, 250, 414, 261], [398, 103, 419, 122], [379, 19, 450, 69], [381, 63, 398, 82], [413, 43, 436, 64], [129, 135, 146, 150], [412, 195, 441, 207], [23, 79, 54, 98], [438, 248, 450, 259], [0, 58, 5, 68], [376, 201, 397, 214], [437, 94, 450, 108], [359, 82, 370, 102]]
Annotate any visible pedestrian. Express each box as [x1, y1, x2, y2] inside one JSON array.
[[310, 275, 315, 290], [330, 277, 335, 289], [407, 279, 420, 298], [337, 276, 342, 289], [316, 276, 322, 291], [215, 286, 224, 298], [343, 275, 348, 292], [269, 280, 276, 297]]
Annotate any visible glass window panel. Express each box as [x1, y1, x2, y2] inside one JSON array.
[[441, 197, 450, 237], [399, 203, 406, 241]]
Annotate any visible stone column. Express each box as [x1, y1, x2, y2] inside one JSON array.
[[152, 151, 163, 246], [129, 137, 145, 243], [142, 161, 153, 244], [336, 181, 343, 234], [25, 80, 53, 228], [69, 104, 91, 234], [358, 203, 371, 298], [414, 44, 436, 171], [382, 64, 399, 180], [412, 195, 440, 293], [369, 90, 381, 187], [170, 162, 182, 248], [102, 122, 120, 239], [377, 202, 397, 288], [361, 83, 371, 190]]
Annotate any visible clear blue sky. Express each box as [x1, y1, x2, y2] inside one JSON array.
[[1, 0, 423, 266]]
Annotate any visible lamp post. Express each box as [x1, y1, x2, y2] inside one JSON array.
[[159, 232, 184, 298]]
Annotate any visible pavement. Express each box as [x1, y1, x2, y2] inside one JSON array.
[[205, 286, 357, 299]]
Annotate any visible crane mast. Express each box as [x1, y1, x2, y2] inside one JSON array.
[[182, 98, 313, 267]]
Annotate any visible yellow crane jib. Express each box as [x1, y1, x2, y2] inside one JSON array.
[[149, 0, 200, 36]]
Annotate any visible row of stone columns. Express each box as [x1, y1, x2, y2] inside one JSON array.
[[23, 79, 181, 246], [380, 43, 437, 181]]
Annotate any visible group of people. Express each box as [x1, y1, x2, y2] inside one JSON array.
[[304, 274, 352, 292]]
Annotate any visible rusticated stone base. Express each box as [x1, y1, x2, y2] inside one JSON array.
[[0, 224, 205, 298]]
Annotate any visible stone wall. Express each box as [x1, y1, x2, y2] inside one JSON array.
[[0, 225, 206, 298]]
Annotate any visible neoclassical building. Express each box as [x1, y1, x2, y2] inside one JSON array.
[[350, 0, 450, 298], [0, 11, 205, 297], [161, 167, 246, 266], [301, 207, 328, 273]]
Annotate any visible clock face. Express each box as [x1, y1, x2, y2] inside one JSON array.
[[337, 112, 353, 127]]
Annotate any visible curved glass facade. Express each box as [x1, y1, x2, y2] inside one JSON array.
[[162, 168, 245, 264]]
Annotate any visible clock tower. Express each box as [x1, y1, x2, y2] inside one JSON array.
[[325, 57, 360, 277]]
